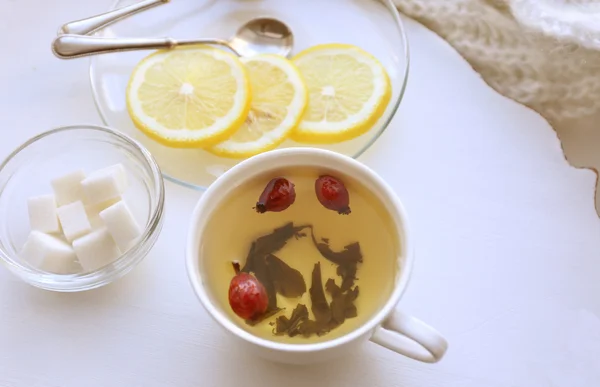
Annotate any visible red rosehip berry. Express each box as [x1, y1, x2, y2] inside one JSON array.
[[228, 272, 269, 320], [315, 175, 351, 215], [255, 177, 296, 213]]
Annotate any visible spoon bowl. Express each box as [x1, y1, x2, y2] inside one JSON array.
[[231, 18, 293, 58]]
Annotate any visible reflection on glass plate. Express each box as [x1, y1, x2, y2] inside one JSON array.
[[90, 0, 409, 189]]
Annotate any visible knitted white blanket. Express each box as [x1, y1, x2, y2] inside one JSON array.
[[394, 0, 600, 214]]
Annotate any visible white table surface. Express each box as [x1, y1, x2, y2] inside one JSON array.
[[2, 1, 600, 386]]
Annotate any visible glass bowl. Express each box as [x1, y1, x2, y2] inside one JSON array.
[[0, 125, 165, 292], [90, 0, 409, 190]]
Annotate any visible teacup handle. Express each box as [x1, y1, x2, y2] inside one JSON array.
[[370, 310, 448, 363]]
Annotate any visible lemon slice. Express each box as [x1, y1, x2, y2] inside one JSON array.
[[208, 55, 308, 158], [126, 46, 251, 148], [292, 43, 392, 143]]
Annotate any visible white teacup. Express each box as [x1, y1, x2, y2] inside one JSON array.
[[186, 148, 448, 364]]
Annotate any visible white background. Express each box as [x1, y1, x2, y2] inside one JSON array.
[[1, 1, 600, 386]]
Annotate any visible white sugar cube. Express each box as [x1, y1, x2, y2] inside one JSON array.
[[27, 194, 60, 233], [51, 169, 86, 206], [81, 164, 128, 205], [99, 200, 141, 252], [57, 201, 92, 242], [20, 231, 79, 274], [85, 197, 121, 229], [73, 228, 121, 272]]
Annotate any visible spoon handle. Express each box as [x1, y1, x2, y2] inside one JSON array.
[[58, 0, 170, 36], [52, 34, 237, 59]]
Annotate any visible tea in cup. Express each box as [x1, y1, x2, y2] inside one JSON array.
[[186, 148, 447, 364]]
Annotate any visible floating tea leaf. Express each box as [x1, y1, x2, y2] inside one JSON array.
[[273, 304, 330, 337], [327, 279, 360, 324], [309, 262, 331, 323], [314, 240, 362, 266], [308, 232, 362, 290], [250, 254, 277, 312], [253, 222, 309, 257], [343, 286, 359, 319], [337, 263, 358, 292], [297, 319, 326, 337], [325, 278, 341, 297], [266, 254, 306, 297], [274, 304, 309, 337]]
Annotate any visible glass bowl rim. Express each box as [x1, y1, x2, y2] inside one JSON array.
[[89, 0, 411, 191], [0, 124, 166, 292]]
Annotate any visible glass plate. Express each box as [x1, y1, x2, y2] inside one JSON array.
[[90, 0, 409, 190]]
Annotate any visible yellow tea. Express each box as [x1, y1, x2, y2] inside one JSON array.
[[200, 168, 399, 344]]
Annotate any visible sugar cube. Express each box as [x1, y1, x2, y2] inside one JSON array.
[[73, 228, 121, 272], [81, 164, 128, 205], [51, 170, 86, 206], [85, 197, 121, 230], [57, 201, 92, 242], [20, 231, 79, 274], [27, 194, 60, 233], [99, 200, 141, 252]]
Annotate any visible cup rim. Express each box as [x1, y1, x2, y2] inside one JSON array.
[[186, 147, 414, 352], [0, 124, 166, 292]]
